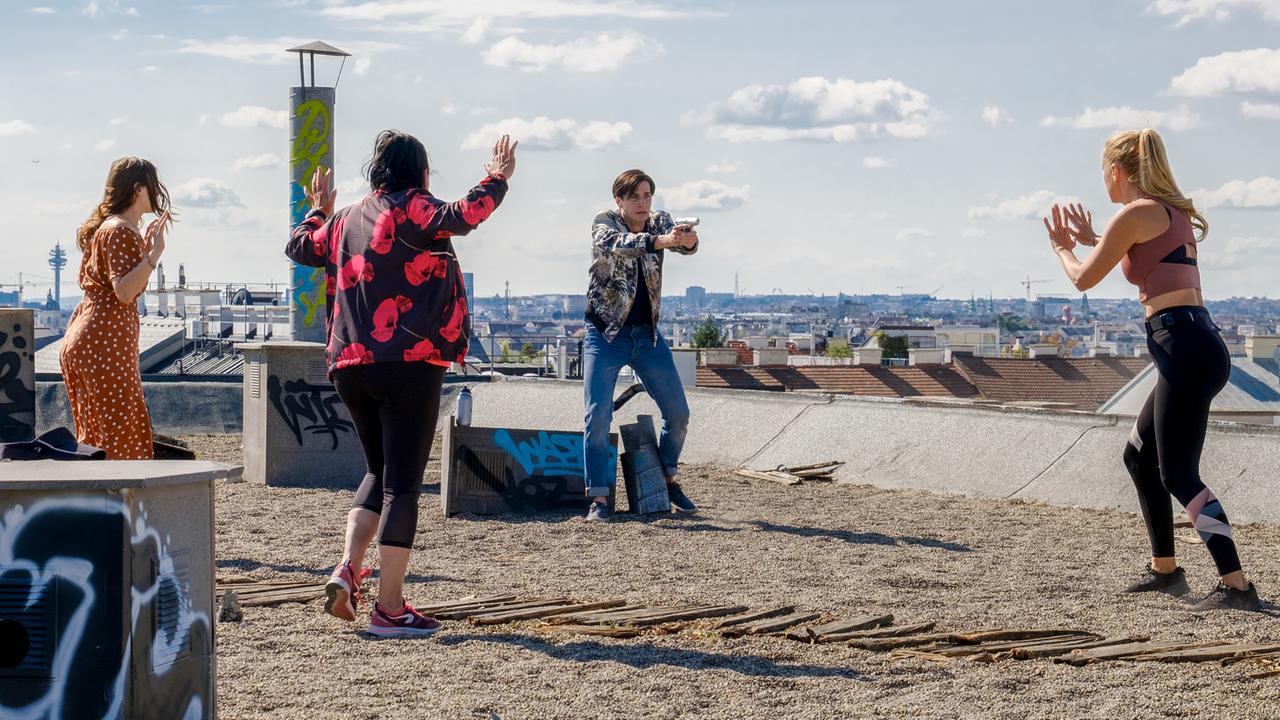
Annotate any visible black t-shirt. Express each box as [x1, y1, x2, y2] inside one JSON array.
[[624, 261, 653, 327]]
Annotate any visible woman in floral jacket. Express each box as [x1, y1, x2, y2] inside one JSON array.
[[287, 130, 516, 637]]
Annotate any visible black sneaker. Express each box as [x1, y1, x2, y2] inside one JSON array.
[[1188, 582, 1263, 612], [666, 483, 697, 514], [1123, 566, 1191, 595], [585, 501, 613, 522]]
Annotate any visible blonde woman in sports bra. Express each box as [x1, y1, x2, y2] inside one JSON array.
[[1043, 128, 1261, 611]]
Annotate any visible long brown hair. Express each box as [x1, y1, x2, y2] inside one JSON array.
[[1103, 129, 1208, 241], [76, 156, 173, 251]]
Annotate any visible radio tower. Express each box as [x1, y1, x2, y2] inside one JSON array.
[[48, 240, 67, 309]]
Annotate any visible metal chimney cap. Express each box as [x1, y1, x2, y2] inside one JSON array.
[[286, 41, 351, 57]]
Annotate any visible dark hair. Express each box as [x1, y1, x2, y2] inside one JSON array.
[[363, 130, 430, 194], [77, 156, 173, 251], [612, 169, 655, 200]]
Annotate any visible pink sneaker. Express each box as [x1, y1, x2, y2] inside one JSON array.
[[324, 561, 372, 622], [367, 601, 442, 638]]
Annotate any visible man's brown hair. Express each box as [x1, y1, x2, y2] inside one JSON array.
[[612, 169, 655, 199]]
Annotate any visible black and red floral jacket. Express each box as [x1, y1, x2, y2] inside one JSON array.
[[286, 175, 508, 374]]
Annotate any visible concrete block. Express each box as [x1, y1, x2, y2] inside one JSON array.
[[238, 342, 364, 487], [0, 309, 35, 443], [620, 415, 670, 514]]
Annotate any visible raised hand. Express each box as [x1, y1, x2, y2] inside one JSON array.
[[143, 209, 171, 264], [1062, 202, 1098, 246], [307, 166, 336, 216], [485, 134, 518, 180], [1043, 204, 1075, 253]]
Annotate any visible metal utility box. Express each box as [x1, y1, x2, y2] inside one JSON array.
[[440, 417, 617, 516], [238, 341, 365, 486], [0, 460, 233, 720], [620, 415, 671, 514]]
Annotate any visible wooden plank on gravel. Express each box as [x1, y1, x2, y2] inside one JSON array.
[[712, 606, 796, 629], [413, 595, 519, 614], [626, 605, 749, 627], [238, 588, 326, 607], [954, 629, 1099, 644], [779, 460, 845, 473], [469, 600, 627, 626], [1055, 640, 1227, 666], [820, 622, 937, 643], [216, 581, 318, 593], [542, 604, 652, 625], [805, 614, 894, 640], [1222, 650, 1280, 667], [1131, 643, 1280, 663], [932, 634, 1090, 658], [1008, 636, 1150, 660], [733, 469, 801, 486], [553, 606, 705, 626], [723, 611, 821, 637], [539, 624, 643, 638], [436, 598, 572, 620], [848, 632, 960, 651]]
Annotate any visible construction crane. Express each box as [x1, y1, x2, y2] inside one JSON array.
[[1020, 275, 1051, 301]]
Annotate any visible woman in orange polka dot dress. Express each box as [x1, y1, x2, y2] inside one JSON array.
[[61, 157, 173, 460]]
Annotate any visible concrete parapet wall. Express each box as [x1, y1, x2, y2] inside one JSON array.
[[36, 381, 243, 435]]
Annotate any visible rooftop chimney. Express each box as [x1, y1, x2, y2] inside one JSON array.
[[1245, 335, 1280, 362]]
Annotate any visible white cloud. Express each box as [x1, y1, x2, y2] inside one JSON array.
[[176, 36, 399, 65], [1146, 0, 1280, 26], [688, 76, 938, 143], [29, 6, 56, 14], [704, 162, 737, 174], [961, 227, 988, 240], [231, 153, 284, 171], [1039, 104, 1200, 131], [93, 138, 116, 152], [337, 178, 367, 195], [110, 28, 129, 41], [896, 227, 933, 242], [220, 105, 288, 129], [82, 1, 138, 17], [1170, 48, 1280, 96], [322, 0, 710, 31], [197, 113, 209, 125], [141, 65, 159, 72], [982, 105, 1013, 126], [1192, 176, 1280, 208], [109, 116, 128, 126], [462, 116, 631, 151], [969, 190, 1080, 220], [460, 16, 490, 44], [0, 120, 36, 137], [1201, 235, 1280, 270], [354, 57, 372, 75], [483, 31, 662, 72], [661, 180, 751, 212], [863, 156, 891, 169], [1242, 101, 1280, 118], [173, 178, 244, 208], [441, 103, 459, 116]]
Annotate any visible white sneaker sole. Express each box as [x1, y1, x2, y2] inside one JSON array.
[[365, 624, 441, 638], [324, 578, 356, 621]]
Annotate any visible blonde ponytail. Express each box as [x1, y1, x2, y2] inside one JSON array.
[[1104, 129, 1208, 241]]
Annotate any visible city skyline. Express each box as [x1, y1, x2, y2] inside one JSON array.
[[3, 0, 1279, 301]]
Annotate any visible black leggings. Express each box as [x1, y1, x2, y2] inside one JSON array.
[[332, 362, 445, 549], [1122, 306, 1240, 576]]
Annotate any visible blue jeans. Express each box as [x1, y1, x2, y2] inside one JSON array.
[[583, 325, 690, 497]]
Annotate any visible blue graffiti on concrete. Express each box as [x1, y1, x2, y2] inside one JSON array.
[[493, 429, 612, 478]]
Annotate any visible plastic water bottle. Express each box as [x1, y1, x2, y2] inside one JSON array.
[[456, 386, 472, 427]]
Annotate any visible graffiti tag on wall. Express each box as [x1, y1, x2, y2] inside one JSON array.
[[267, 374, 353, 450], [0, 321, 35, 443], [290, 97, 333, 329], [0, 498, 212, 720]]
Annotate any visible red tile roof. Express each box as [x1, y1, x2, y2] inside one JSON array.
[[725, 340, 754, 366], [950, 355, 1150, 410], [696, 365, 980, 399]]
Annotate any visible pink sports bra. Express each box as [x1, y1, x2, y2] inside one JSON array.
[[1119, 201, 1201, 303]]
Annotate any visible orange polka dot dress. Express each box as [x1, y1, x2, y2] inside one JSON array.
[[59, 223, 154, 460]]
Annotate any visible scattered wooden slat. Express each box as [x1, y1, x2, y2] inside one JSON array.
[[1222, 650, 1280, 667], [413, 595, 519, 614], [469, 600, 627, 626], [626, 605, 749, 627], [733, 469, 801, 486], [932, 634, 1091, 658], [553, 606, 707, 626], [820, 622, 937, 643], [779, 460, 845, 473], [539, 624, 643, 639], [1248, 668, 1280, 679], [954, 629, 1098, 644], [848, 633, 960, 651], [888, 648, 954, 663], [722, 611, 821, 638], [436, 598, 571, 620], [712, 606, 796, 630], [1056, 640, 1228, 666], [804, 614, 894, 640], [1131, 643, 1280, 663], [543, 604, 652, 625], [1010, 636, 1149, 660], [238, 587, 326, 607]]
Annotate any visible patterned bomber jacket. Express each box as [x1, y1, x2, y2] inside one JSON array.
[[286, 175, 508, 375], [586, 209, 698, 342]]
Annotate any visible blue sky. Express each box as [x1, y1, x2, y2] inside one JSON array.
[[2, 0, 1279, 301]]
